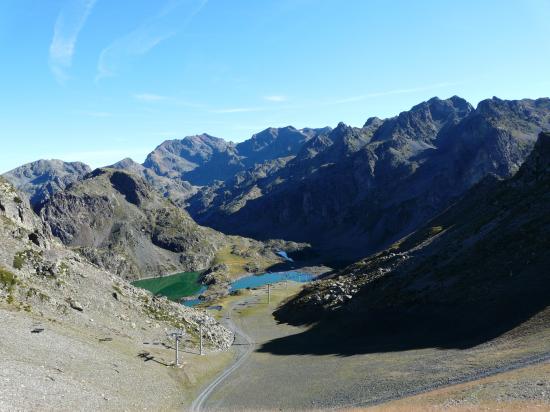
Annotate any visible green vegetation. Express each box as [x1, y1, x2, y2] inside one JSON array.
[[13, 196, 22, 204], [213, 242, 279, 279], [13, 252, 25, 269], [132, 271, 203, 301], [58, 261, 70, 275], [12, 249, 44, 271], [213, 246, 251, 278], [0, 267, 17, 291]]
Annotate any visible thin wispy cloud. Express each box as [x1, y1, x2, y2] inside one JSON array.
[[133, 93, 168, 102], [264, 95, 287, 102], [49, 0, 97, 83], [96, 0, 208, 81], [330, 82, 457, 105]]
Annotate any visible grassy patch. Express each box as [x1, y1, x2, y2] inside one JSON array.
[[213, 246, 251, 279], [132, 272, 203, 301], [0, 267, 17, 291], [213, 242, 279, 279], [13, 252, 25, 269]]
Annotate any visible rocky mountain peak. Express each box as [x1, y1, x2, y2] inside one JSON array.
[[371, 96, 473, 143], [110, 158, 141, 169], [235, 126, 312, 165], [3, 159, 92, 210], [363, 116, 383, 128]]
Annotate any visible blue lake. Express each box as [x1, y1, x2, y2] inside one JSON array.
[[230, 271, 313, 291], [183, 271, 314, 307]]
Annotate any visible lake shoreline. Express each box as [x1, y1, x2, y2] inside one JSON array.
[[183, 264, 333, 307]]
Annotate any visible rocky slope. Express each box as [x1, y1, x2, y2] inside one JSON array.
[[3, 159, 91, 210], [109, 157, 198, 207], [39, 168, 224, 279], [39, 168, 299, 281], [0, 176, 233, 409], [189, 97, 550, 265], [274, 132, 550, 344]]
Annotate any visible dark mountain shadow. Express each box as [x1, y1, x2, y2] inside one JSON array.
[[259, 286, 550, 357], [264, 247, 349, 274]]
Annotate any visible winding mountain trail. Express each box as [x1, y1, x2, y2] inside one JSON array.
[[190, 297, 258, 412]]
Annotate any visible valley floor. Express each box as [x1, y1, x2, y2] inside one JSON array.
[[195, 283, 550, 411]]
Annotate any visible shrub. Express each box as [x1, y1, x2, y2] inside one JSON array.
[[0, 267, 17, 291], [13, 252, 25, 270], [13, 196, 22, 204]]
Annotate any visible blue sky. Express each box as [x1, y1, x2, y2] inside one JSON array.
[[1, 0, 550, 172]]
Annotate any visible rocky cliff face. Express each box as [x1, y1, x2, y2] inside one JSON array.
[[188, 97, 550, 265], [275, 132, 550, 341], [3, 159, 91, 210], [40, 168, 226, 279], [38, 168, 297, 281], [109, 157, 197, 207]]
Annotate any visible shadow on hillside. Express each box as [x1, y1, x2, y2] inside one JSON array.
[[262, 246, 352, 275], [258, 289, 550, 356]]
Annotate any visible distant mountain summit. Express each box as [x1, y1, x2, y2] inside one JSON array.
[[3, 159, 91, 209], [142, 127, 330, 186], [187, 96, 550, 264], [235, 126, 325, 167], [143, 134, 242, 185]]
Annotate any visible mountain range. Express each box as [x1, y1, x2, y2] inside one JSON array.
[[4, 96, 550, 272], [271, 131, 550, 350], [187, 97, 550, 264], [1, 95, 549, 407]]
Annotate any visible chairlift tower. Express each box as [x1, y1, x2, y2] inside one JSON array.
[[198, 316, 205, 356], [167, 329, 184, 366]]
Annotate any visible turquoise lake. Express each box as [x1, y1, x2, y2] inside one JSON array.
[[183, 271, 315, 307]]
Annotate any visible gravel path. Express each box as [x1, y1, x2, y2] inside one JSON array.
[[191, 297, 257, 412]]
